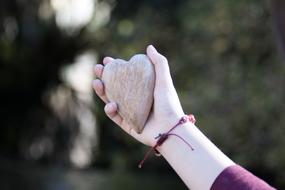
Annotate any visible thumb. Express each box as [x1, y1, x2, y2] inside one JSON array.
[[146, 45, 173, 88]]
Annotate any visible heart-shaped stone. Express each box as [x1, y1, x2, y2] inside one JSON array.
[[102, 54, 155, 133]]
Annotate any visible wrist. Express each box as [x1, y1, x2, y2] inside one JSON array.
[[147, 111, 185, 147], [156, 122, 235, 189], [155, 121, 194, 155]]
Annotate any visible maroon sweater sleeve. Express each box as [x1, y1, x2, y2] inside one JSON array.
[[210, 165, 276, 190]]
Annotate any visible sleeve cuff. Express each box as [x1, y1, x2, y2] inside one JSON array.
[[210, 165, 276, 190]]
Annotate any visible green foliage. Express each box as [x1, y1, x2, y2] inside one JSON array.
[[0, 0, 284, 188]]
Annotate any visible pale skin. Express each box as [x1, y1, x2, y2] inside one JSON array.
[[93, 45, 235, 190]]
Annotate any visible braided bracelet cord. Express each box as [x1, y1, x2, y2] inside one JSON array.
[[138, 114, 196, 168]]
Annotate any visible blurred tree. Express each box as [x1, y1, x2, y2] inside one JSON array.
[[0, 0, 92, 165], [0, 0, 284, 188]]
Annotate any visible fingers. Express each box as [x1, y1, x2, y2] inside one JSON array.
[[146, 45, 173, 88], [93, 56, 114, 102], [97, 56, 140, 137], [94, 64, 104, 78], [92, 79, 108, 103], [94, 64, 104, 79], [104, 102, 133, 134], [104, 102, 123, 125], [103, 57, 114, 65], [94, 57, 114, 79]]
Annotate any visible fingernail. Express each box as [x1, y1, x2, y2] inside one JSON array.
[[94, 64, 99, 72], [148, 45, 156, 52], [94, 64, 103, 74], [109, 102, 116, 110], [105, 102, 116, 112], [105, 103, 111, 110], [94, 64, 101, 69], [103, 57, 113, 64], [103, 58, 108, 64]]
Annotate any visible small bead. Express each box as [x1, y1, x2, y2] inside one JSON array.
[[188, 114, 196, 124], [181, 115, 188, 123], [154, 149, 162, 157]]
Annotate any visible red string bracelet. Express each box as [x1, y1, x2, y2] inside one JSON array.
[[138, 114, 196, 168]]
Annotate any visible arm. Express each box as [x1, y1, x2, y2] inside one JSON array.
[[156, 121, 234, 189], [93, 45, 275, 190]]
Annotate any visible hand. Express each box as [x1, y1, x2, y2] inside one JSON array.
[[93, 45, 185, 146]]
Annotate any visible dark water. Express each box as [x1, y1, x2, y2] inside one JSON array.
[[0, 160, 186, 190]]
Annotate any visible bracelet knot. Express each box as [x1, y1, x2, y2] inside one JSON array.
[[138, 114, 196, 169], [155, 133, 169, 146]]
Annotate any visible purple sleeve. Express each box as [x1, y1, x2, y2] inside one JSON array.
[[210, 165, 276, 190]]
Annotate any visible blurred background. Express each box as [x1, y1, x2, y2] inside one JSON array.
[[0, 0, 285, 189]]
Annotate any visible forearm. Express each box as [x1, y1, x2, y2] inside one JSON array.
[[157, 122, 235, 190]]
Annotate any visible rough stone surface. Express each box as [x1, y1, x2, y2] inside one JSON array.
[[102, 54, 155, 133]]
